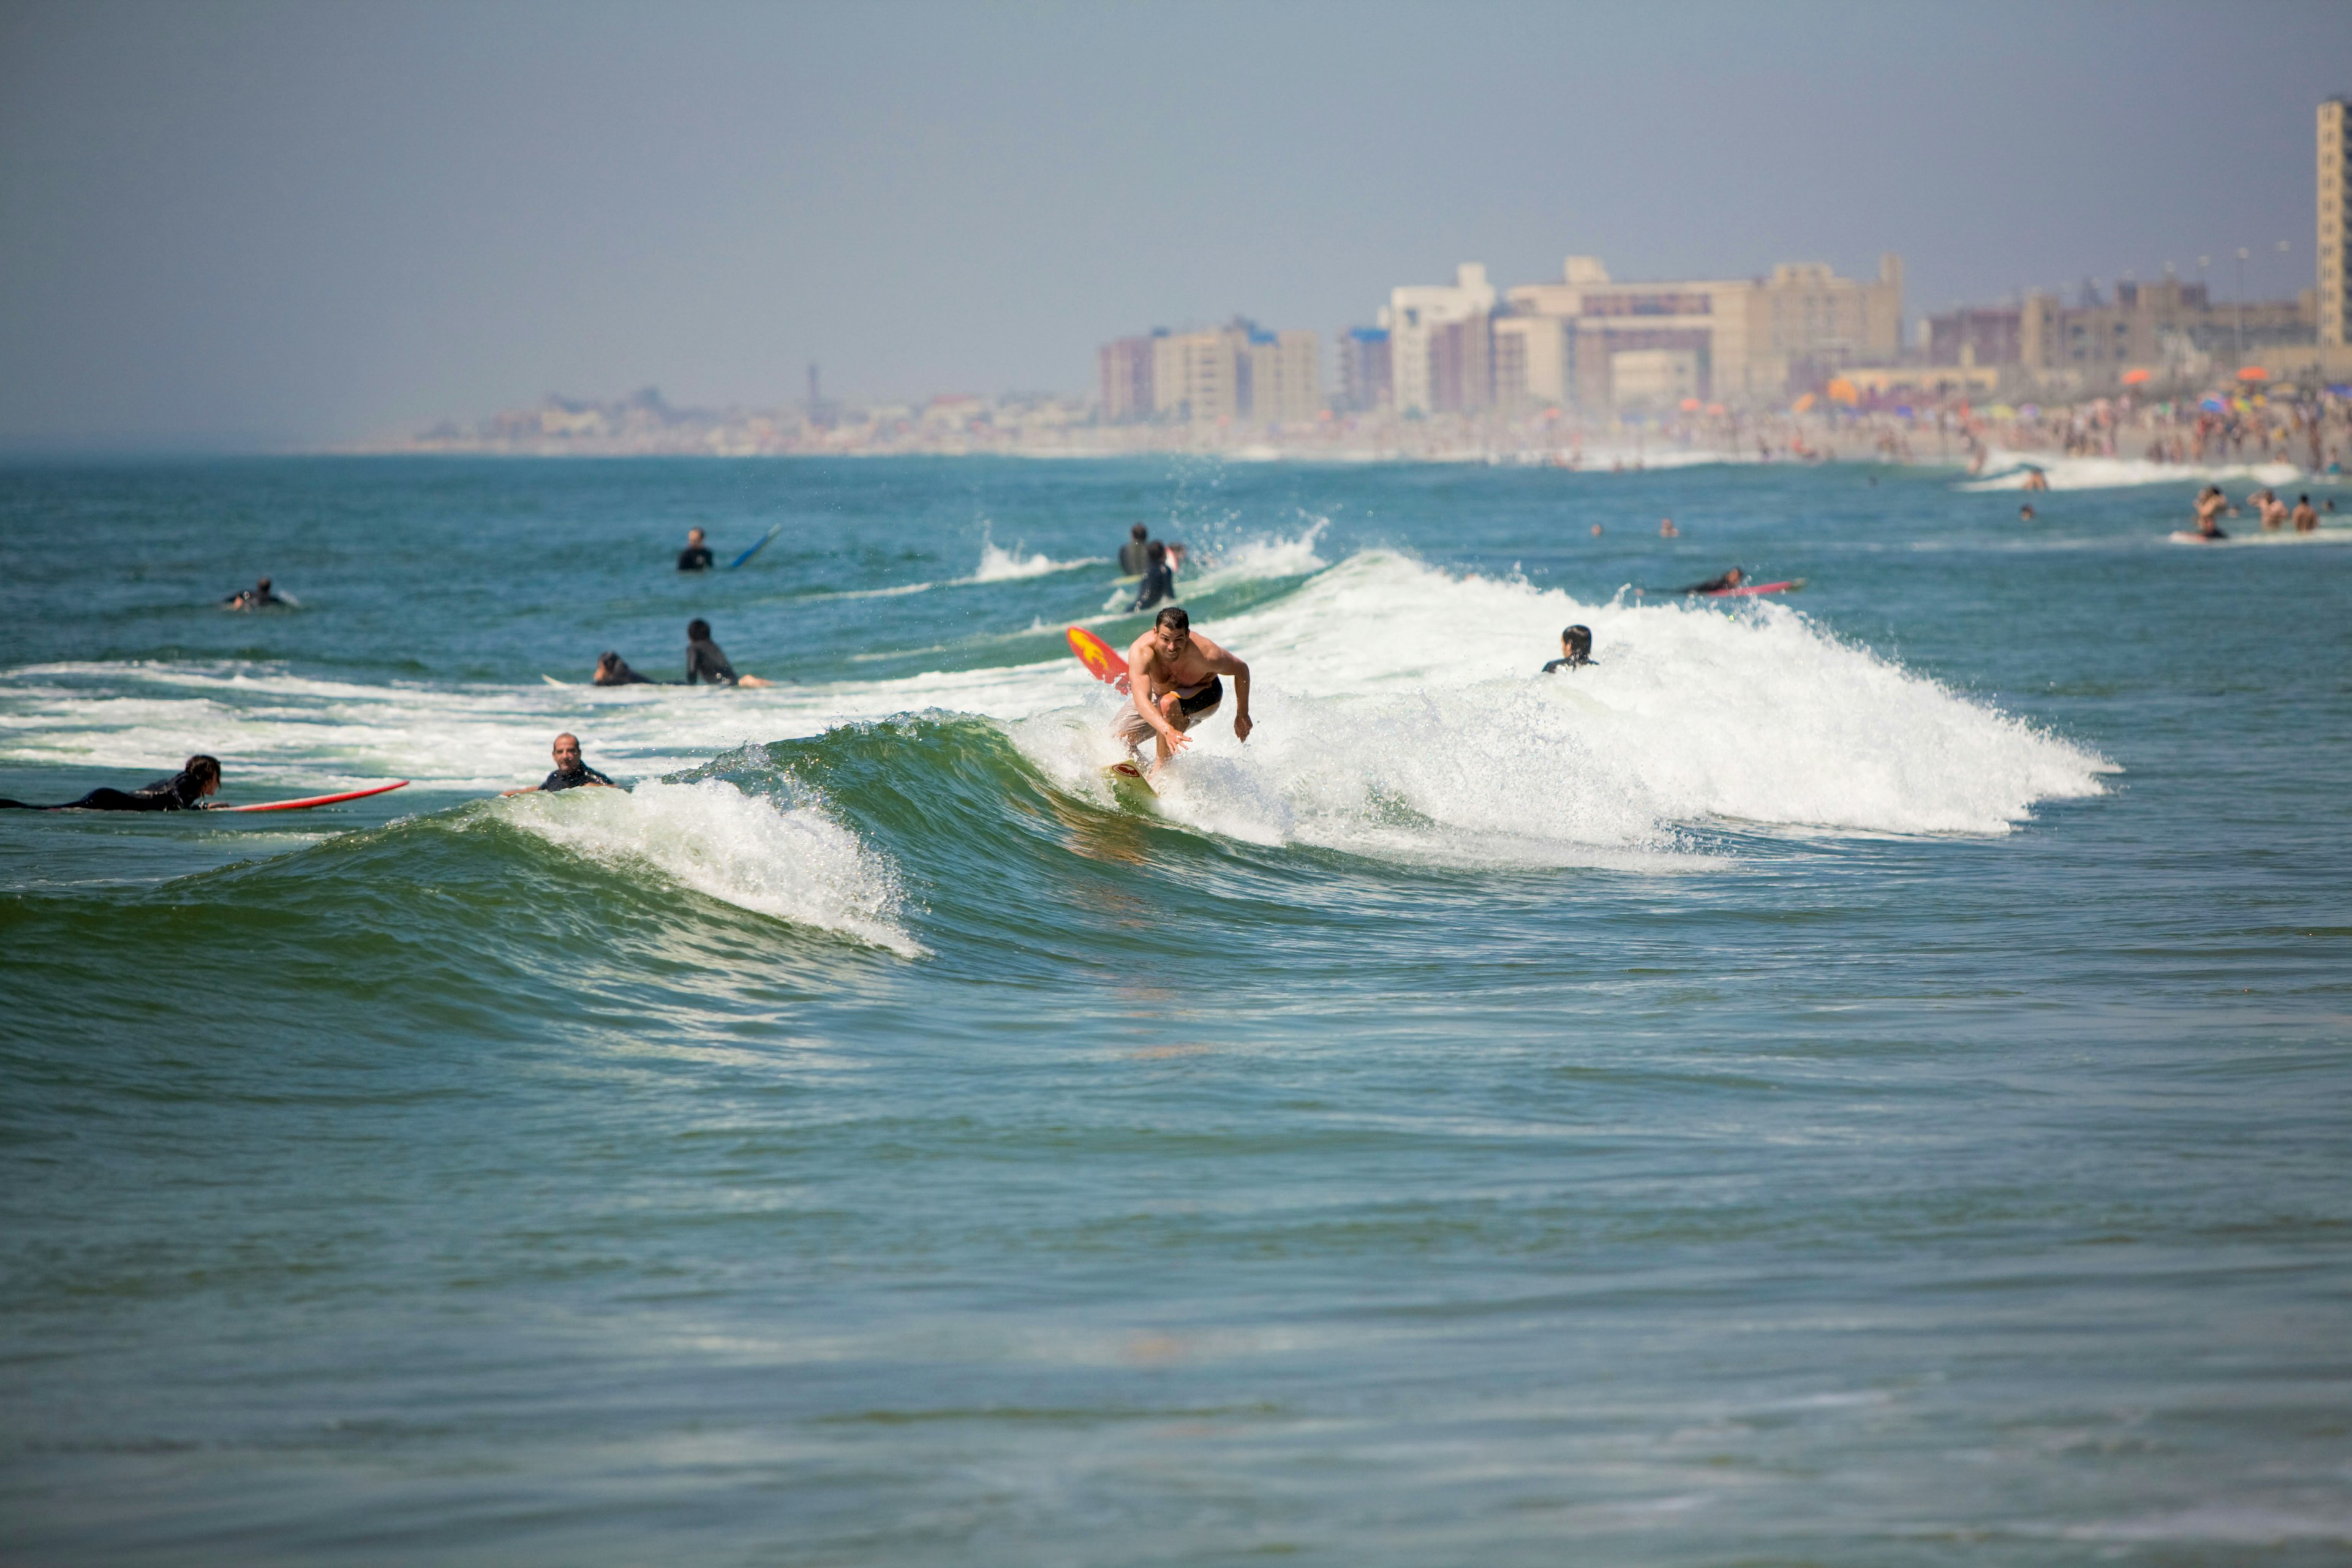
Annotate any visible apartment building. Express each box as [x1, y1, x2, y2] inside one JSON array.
[[2322, 97, 2349, 347], [1382, 264, 1494, 415]]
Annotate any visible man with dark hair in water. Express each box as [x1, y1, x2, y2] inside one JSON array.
[[677, 528, 714, 572], [1116, 606, 1251, 772], [685, 618, 773, 687], [1118, 522, 1150, 576], [1678, 566, 1746, 594], [1, 755, 222, 811], [2291, 494, 2319, 533], [504, 733, 616, 795], [1543, 625, 1594, 673], [593, 650, 658, 686], [1128, 540, 1176, 612], [222, 576, 288, 610]]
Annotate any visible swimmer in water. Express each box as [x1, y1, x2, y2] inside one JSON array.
[[1659, 518, 1678, 537], [1, 754, 222, 811], [2291, 494, 2318, 533], [1115, 606, 1251, 775], [685, 619, 774, 688], [592, 651, 658, 686], [222, 576, 288, 610], [503, 733, 616, 795], [1678, 566, 1746, 594], [2192, 486, 2231, 539], [2019, 504, 2037, 523], [1542, 625, 1595, 673], [677, 528, 714, 572]]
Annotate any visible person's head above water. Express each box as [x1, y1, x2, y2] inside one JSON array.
[[686, 527, 705, 545], [256, 576, 272, 591], [687, 619, 711, 641], [1561, 625, 1592, 658], [1145, 540, 1166, 563], [552, 733, 584, 770], [1130, 522, 1148, 541], [180, 755, 222, 796], [1724, 566, 1745, 586], [1150, 605, 1190, 652]]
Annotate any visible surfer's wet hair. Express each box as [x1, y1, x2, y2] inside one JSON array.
[[1131, 522, 1148, 539], [181, 755, 221, 788], [687, 619, 711, 639], [1155, 606, 1189, 634], [1561, 625, 1591, 655]]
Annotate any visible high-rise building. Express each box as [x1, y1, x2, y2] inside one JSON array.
[[1246, 330, 1322, 424], [1490, 314, 1571, 408], [2322, 98, 2350, 348], [1382, 264, 1494, 414], [1151, 331, 1243, 422], [1098, 334, 1159, 423], [1338, 327, 1392, 412]]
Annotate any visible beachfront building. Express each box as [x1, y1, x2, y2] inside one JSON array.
[[2018, 279, 2316, 377], [1490, 314, 1570, 410], [1382, 263, 1495, 415], [1088, 320, 1321, 425], [1496, 253, 1902, 410], [2322, 97, 2349, 349], [1336, 326, 1392, 412], [1922, 306, 2025, 368]]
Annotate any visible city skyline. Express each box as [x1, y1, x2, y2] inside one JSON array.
[[1, 0, 2346, 449]]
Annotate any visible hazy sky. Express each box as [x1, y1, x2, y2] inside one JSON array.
[[1, 0, 2344, 448]]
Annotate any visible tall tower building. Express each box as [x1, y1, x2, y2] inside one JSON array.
[[2323, 98, 2350, 348]]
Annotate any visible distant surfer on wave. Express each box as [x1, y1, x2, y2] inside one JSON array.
[[505, 733, 616, 795], [1543, 625, 1595, 673], [685, 619, 773, 687], [1128, 541, 1176, 612], [222, 576, 288, 611], [1117, 606, 1251, 774], [677, 528, 714, 572], [1, 754, 222, 811], [1678, 566, 1745, 594]]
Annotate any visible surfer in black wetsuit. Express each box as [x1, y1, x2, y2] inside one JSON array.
[[1542, 625, 1594, 673], [1118, 522, 1149, 576], [677, 529, 715, 572], [685, 619, 773, 687], [1, 755, 222, 811], [504, 733, 616, 795], [1678, 566, 1745, 594], [1129, 541, 1175, 612], [222, 576, 288, 610], [593, 651, 658, 686]]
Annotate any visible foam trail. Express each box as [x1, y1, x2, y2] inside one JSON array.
[[501, 777, 921, 954], [1019, 552, 2110, 866], [973, 527, 1093, 582], [1961, 453, 2303, 491]]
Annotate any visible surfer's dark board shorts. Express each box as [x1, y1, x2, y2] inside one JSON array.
[[1114, 676, 1222, 747]]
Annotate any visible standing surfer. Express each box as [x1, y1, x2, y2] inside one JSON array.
[[1128, 541, 1176, 612], [677, 528, 715, 571], [1116, 606, 1251, 774]]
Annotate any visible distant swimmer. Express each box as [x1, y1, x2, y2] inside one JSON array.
[[685, 618, 774, 688], [1118, 522, 1149, 576], [2019, 504, 2037, 523], [2257, 489, 2289, 531], [2022, 466, 2051, 492], [2192, 486, 2231, 539], [1542, 625, 1595, 674], [677, 528, 714, 572], [592, 650, 658, 686], [222, 576, 288, 611], [1128, 540, 1175, 612], [1, 754, 222, 812], [1590, 522, 1604, 537], [2291, 494, 2319, 533], [1659, 517, 1679, 538], [1115, 606, 1251, 773], [1678, 566, 1745, 594], [504, 733, 616, 796]]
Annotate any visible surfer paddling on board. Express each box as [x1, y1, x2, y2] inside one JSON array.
[[1, 754, 222, 811], [1116, 606, 1251, 774], [1678, 566, 1745, 594], [504, 733, 616, 795], [222, 576, 288, 611], [685, 619, 774, 688]]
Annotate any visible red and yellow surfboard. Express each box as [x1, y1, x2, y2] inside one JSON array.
[[1066, 626, 1131, 693]]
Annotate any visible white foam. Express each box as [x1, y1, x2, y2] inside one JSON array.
[[972, 526, 1092, 582], [1014, 552, 2110, 865], [500, 777, 920, 954], [1960, 452, 2304, 491]]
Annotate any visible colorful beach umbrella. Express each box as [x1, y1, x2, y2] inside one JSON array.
[[2121, 368, 2152, 385], [2236, 366, 2269, 381]]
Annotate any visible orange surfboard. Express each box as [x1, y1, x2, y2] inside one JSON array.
[[1066, 626, 1131, 693]]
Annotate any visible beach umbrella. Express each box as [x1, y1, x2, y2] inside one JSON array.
[[1793, 393, 1817, 413], [1988, 404, 2016, 418], [1679, 397, 1701, 412], [1705, 403, 1725, 417], [2121, 368, 2152, 385], [2199, 396, 2226, 412], [2236, 366, 2269, 381], [1826, 377, 1860, 406]]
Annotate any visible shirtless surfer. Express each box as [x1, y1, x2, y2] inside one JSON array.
[[1115, 606, 1251, 772], [2192, 486, 2231, 539]]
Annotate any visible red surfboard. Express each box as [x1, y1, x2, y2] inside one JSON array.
[[215, 780, 410, 813], [1698, 579, 1805, 597], [1066, 627, 1131, 693]]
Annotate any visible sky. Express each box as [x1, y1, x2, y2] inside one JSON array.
[[0, 0, 2344, 450]]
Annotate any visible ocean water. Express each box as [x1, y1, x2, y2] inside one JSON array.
[[2, 455, 2349, 1566]]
